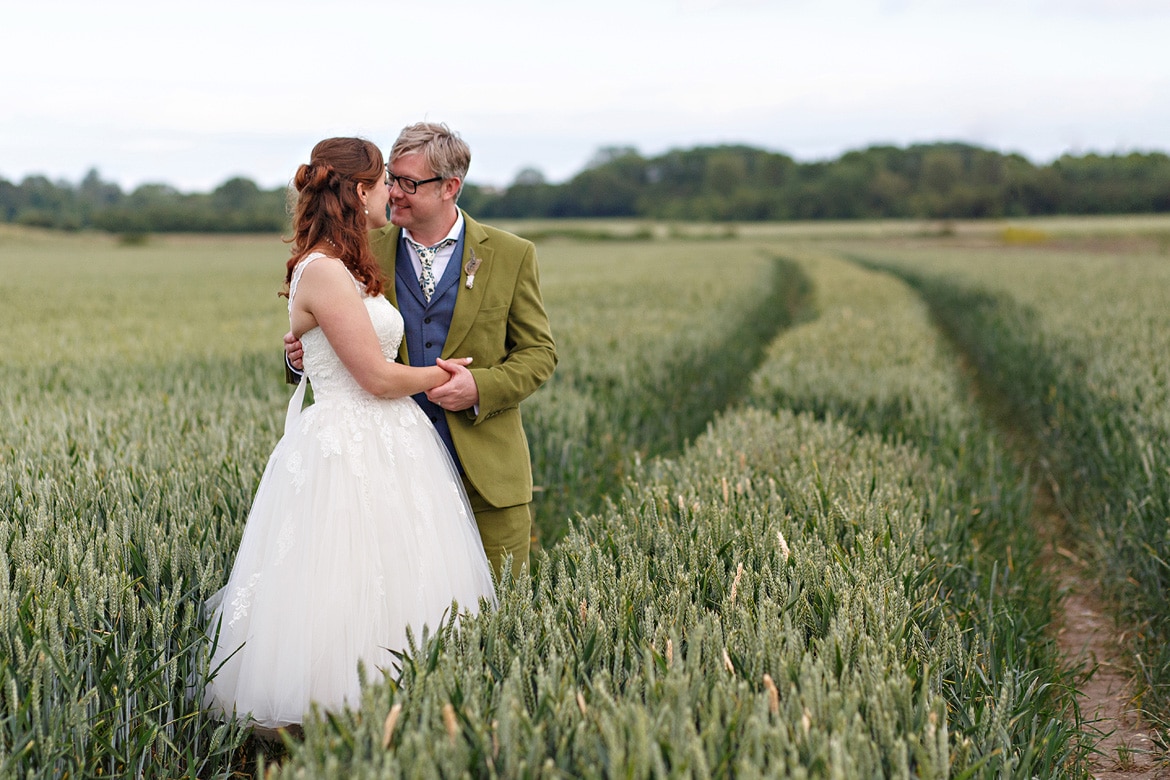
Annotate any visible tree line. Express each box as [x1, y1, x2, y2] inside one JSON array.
[[0, 171, 288, 233], [4, 142, 1169, 233]]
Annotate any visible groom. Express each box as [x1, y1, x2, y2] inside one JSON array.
[[287, 122, 557, 579]]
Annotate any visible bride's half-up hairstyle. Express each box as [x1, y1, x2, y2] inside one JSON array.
[[284, 137, 386, 297]]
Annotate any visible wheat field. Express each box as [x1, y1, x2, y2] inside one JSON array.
[[2, 218, 1168, 777]]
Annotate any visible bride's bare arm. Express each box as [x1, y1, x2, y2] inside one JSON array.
[[290, 257, 455, 398]]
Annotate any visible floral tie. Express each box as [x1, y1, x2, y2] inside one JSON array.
[[409, 238, 456, 302]]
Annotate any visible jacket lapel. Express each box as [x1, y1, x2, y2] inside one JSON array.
[[444, 211, 491, 356], [374, 225, 402, 309]]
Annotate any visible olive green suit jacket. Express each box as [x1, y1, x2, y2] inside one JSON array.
[[368, 212, 557, 508]]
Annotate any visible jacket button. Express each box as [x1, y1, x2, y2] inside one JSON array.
[[424, 317, 432, 324]]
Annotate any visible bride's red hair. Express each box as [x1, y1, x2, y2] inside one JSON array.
[[283, 137, 386, 297]]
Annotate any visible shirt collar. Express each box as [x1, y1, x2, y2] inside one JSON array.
[[403, 211, 464, 249]]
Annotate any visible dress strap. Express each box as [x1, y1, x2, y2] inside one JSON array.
[[285, 252, 326, 429], [288, 252, 328, 310]]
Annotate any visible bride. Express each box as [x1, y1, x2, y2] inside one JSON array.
[[203, 137, 496, 731]]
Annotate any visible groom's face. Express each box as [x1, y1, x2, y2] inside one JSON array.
[[388, 152, 449, 235]]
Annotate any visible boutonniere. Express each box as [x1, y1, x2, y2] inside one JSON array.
[[464, 250, 482, 289]]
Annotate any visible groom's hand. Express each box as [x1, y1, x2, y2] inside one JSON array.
[[429, 357, 479, 411], [284, 331, 305, 371]]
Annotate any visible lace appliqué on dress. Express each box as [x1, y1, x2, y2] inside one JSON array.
[[228, 573, 262, 628], [286, 450, 306, 493]]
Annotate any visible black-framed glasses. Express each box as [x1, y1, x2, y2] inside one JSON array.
[[385, 167, 444, 194]]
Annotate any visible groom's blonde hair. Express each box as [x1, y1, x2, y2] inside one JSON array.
[[390, 122, 471, 198]]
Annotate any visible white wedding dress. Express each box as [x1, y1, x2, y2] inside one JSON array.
[[204, 252, 496, 729]]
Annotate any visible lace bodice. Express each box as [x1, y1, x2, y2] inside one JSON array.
[[289, 253, 404, 400]]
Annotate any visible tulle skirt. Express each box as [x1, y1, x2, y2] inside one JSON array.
[[203, 389, 496, 728]]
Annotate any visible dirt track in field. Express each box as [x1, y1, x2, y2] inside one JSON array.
[[1035, 475, 1169, 779], [882, 237, 1170, 777]]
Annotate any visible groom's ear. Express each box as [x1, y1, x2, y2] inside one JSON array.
[[441, 177, 461, 201]]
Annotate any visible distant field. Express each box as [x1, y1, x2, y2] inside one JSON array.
[[2, 217, 1169, 778], [1, 231, 288, 367]]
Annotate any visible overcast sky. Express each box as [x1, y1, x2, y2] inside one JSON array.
[[3, 0, 1167, 192]]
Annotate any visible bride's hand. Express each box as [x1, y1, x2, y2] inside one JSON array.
[[436, 356, 472, 378]]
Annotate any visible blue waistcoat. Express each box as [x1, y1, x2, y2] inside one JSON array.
[[394, 229, 467, 470]]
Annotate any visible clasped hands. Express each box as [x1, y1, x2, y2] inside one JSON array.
[[429, 357, 479, 411], [283, 331, 479, 411]]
